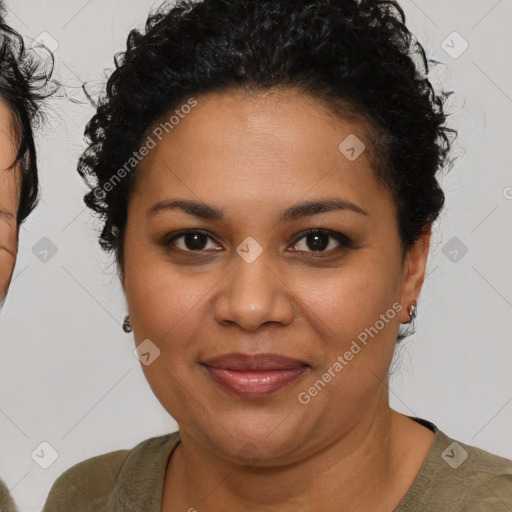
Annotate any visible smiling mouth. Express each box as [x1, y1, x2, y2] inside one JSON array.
[[200, 352, 310, 398]]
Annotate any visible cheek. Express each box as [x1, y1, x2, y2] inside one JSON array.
[[295, 254, 401, 344], [125, 264, 199, 343], [123, 239, 218, 362], [124, 253, 207, 420], [293, 254, 402, 404]]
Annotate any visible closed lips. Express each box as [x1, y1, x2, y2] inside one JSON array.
[[201, 352, 309, 370], [201, 353, 310, 398]]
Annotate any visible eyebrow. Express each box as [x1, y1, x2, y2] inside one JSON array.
[[147, 197, 368, 222]]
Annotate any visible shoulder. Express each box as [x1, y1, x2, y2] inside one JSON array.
[[41, 448, 129, 512], [0, 478, 16, 512], [409, 421, 512, 510], [451, 436, 512, 506], [42, 432, 180, 512]]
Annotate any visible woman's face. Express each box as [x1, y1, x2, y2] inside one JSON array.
[[122, 89, 430, 465], [0, 101, 20, 306]]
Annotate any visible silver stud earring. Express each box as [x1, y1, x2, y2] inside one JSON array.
[[122, 314, 132, 333], [408, 300, 418, 321]]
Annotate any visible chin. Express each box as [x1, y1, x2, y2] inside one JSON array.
[[190, 413, 310, 465]]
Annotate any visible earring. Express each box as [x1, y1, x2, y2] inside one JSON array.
[[122, 314, 132, 333], [408, 300, 418, 321]]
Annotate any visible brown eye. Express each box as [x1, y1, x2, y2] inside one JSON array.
[[164, 230, 221, 252], [289, 229, 352, 254]]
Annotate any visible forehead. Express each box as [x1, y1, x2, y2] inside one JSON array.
[[132, 91, 388, 218], [148, 88, 373, 155], [134, 89, 384, 203]]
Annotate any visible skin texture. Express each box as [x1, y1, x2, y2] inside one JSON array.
[[121, 89, 435, 511], [0, 100, 20, 307]]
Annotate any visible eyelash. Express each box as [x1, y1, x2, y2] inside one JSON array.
[[163, 228, 353, 257]]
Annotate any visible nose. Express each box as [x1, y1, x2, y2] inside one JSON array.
[[213, 245, 295, 331]]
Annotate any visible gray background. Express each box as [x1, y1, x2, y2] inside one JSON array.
[[0, 1, 510, 510]]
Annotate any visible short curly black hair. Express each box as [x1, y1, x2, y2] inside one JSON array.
[[79, 0, 456, 279], [0, 9, 54, 226]]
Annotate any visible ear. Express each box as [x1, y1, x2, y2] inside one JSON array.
[[399, 224, 432, 324]]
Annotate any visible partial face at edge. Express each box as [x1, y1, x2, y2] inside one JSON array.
[[0, 100, 21, 307], [121, 89, 430, 464]]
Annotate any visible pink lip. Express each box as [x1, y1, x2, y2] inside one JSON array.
[[201, 353, 310, 398]]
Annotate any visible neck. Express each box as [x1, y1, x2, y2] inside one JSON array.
[[162, 402, 432, 511]]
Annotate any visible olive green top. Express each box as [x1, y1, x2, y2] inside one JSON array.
[[42, 417, 512, 511], [0, 479, 16, 512]]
